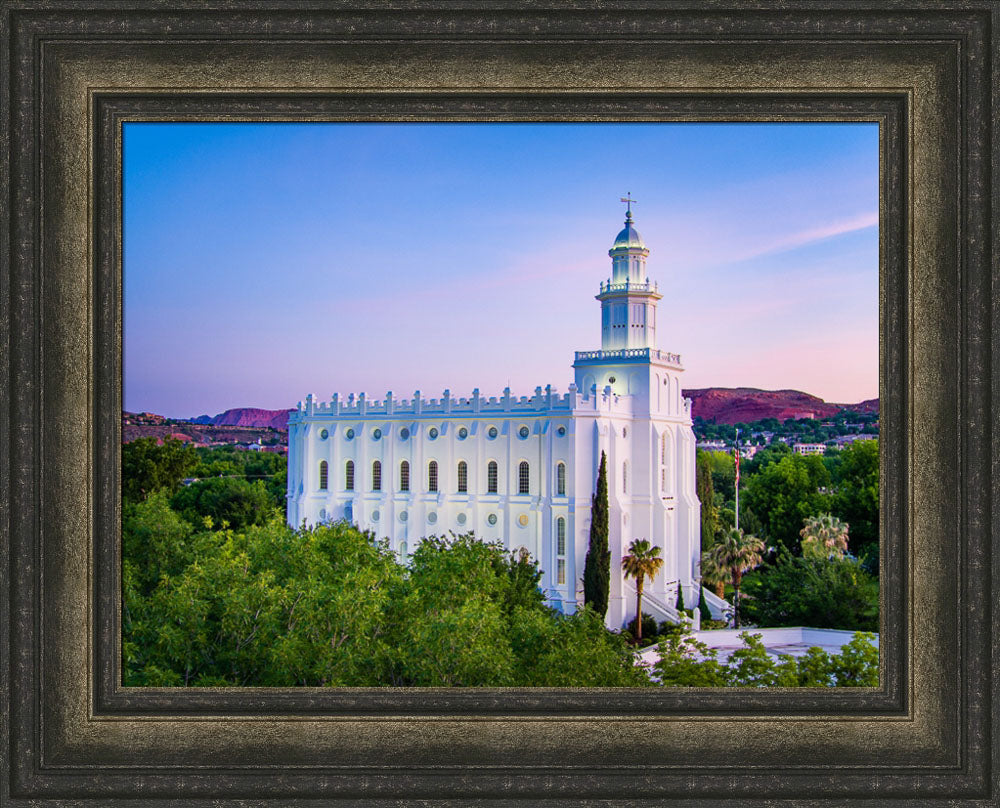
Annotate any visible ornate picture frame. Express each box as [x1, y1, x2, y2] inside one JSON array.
[[2, 2, 995, 804]]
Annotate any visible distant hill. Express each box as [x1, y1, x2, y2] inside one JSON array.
[[206, 407, 293, 430], [682, 387, 878, 425], [128, 388, 878, 440]]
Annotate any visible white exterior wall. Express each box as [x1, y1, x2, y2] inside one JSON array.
[[288, 376, 699, 630]]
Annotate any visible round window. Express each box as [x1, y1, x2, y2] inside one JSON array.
[[400, 427, 410, 440], [429, 427, 439, 439], [319, 428, 329, 440], [457, 513, 467, 526], [488, 426, 498, 439], [517, 513, 529, 527], [557, 426, 566, 437], [372, 428, 382, 440], [399, 510, 408, 523], [371, 510, 380, 522], [427, 512, 437, 524], [487, 513, 498, 526], [519, 426, 530, 439], [608, 376, 617, 384], [345, 428, 355, 440], [458, 427, 468, 439]]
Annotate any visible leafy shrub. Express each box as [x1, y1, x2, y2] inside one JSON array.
[[653, 630, 878, 688], [739, 547, 879, 631], [170, 476, 276, 531]]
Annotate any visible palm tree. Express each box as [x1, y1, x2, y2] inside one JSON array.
[[708, 527, 764, 628], [799, 513, 850, 560], [699, 548, 728, 599], [621, 539, 664, 641]]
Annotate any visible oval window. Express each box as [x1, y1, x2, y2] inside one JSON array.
[[345, 428, 355, 440], [488, 426, 498, 439], [319, 428, 329, 440], [400, 427, 410, 440], [429, 427, 439, 439], [372, 428, 382, 440], [458, 427, 468, 439], [519, 426, 530, 439], [487, 513, 498, 526]]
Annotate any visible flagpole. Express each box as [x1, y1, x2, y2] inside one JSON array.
[[734, 427, 740, 533]]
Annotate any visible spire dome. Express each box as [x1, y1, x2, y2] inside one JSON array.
[[611, 192, 647, 251]]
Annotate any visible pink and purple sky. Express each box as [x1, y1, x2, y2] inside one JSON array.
[[123, 122, 878, 419]]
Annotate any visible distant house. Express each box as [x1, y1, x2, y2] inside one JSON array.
[[697, 440, 728, 451], [832, 434, 878, 447], [792, 442, 827, 456]]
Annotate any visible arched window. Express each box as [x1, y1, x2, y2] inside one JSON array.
[[487, 461, 498, 494], [399, 541, 407, 558], [556, 462, 566, 496], [399, 460, 410, 492], [457, 460, 468, 493], [518, 461, 530, 495], [622, 461, 628, 494], [345, 460, 354, 491], [555, 517, 566, 585], [319, 460, 328, 490], [428, 460, 438, 492], [372, 460, 382, 491], [661, 433, 668, 492]]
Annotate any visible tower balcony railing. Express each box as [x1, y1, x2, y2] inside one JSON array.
[[598, 279, 659, 294], [574, 348, 683, 367]]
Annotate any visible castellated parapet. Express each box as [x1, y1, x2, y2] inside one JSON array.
[[290, 382, 685, 423]]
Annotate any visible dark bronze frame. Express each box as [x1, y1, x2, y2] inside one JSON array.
[[1, 2, 995, 805]]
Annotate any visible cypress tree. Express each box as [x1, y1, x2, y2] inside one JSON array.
[[696, 449, 718, 551], [675, 582, 686, 613], [583, 450, 611, 618]]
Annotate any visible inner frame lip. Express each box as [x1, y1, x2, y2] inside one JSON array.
[[93, 93, 905, 718]]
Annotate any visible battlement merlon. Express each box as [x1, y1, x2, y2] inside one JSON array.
[[290, 384, 617, 420]]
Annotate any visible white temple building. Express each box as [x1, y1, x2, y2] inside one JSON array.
[[287, 202, 711, 629]]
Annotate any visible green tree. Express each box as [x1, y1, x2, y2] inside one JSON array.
[[739, 547, 879, 631], [699, 548, 728, 599], [706, 450, 736, 505], [653, 632, 729, 686], [831, 439, 879, 560], [706, 527, 764, 628], [653, 630, 878, 688], [829, 631, 880, 686], [508, 606, 649, 687], [583, 450, 611, 618], [170, 476, 276, 532], [740, 453, 832, 554], [695, 449, 719, 550], [800, 513, 850, 560], [621, 539, 664, 641], [122, 436, 198, 504]]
